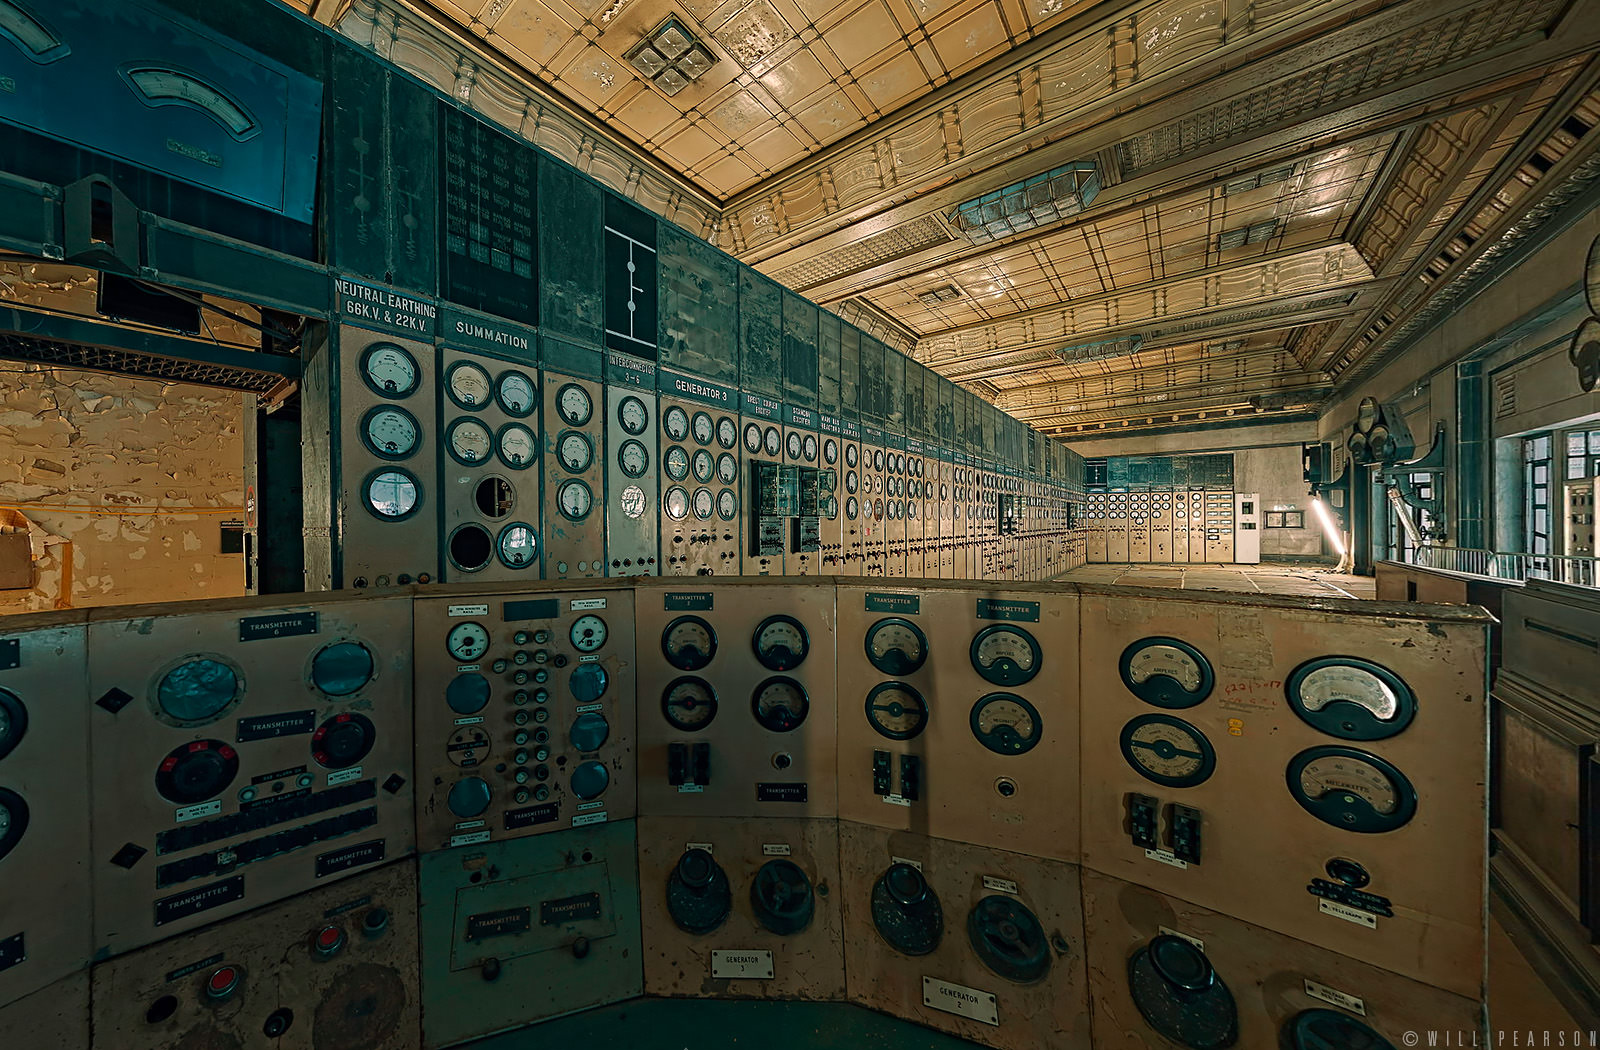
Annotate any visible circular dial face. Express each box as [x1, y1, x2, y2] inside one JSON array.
[[692, 449, 715, 483], [874, 450, 885, 471], [1120, 714, 1217, 788], [663, 616, 717, 670], [846, 471, 859, 494], [156, 739, 239, 804], [620, 484, 647, 520], [717, 416, 738, 449], [497, 523, 537, 568], [311, 712, 375, 769], [970, 693, 1043, 755], [664, 446, 690, 481], [1287, 746, 1417, 833], [665, 486, 690, 521], [865, 681, 928, 740], [786, 431, 803, 459], [753, 615, 809, 671], [662, 676, 718, 731], [718, 488, 739, 520], [1119, 637, 1215, 709], [447, 418, 494, 466], [496, 424, 536, 469], [558, 431, 594, 472], [865, 617, 928, 676], [570, 614, 607, 653], [362, 344, 419, 397], [446, 361, 492, 408], [558, 480, 593, 521], [447, 622, 490, 661], [692, 487, 715, 520], [743, 423, 763, 453], [846, 496, 859, 519], [717, 453, 739, 484], [764, 427, 782, 457], [692, 412, 714, 445], [618, 439, 650, 478], [364, 470, 419, 520], [157, 657, 241, 724], [496, 371, 536, 416], [824, 438, 838, 464], [619, 395, 649, 435], [663, 406, 691, 441], [752, 676, 809, 732], [361, 406, 420, 460], [556, 383, 593, 426], [804, 435, 818, 461], [846, 444, 859, 467], [971, 624, 1043, 687], [1287, 657, 1416, 741]]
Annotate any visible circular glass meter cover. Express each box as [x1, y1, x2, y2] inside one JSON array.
[[664, 486, 690, 521], [717, 416, 738, 449], [692, 412, 714, 445], [970, 625, 1042, 687], [618, 439, 650, 478], [865, 682, 928, 740], [556, 382, 593, 426], [1286, 745, 1417, 833], [495, 371, 536, 416], [361, 343, 420, 398], [718, 490, 739, 521], [445, 361, 492, 408], [557, 480, 593, 521], [360, 405, 421, 460], [662, 616, 717, 671], [1119, 637, 1215, 709], [786, 432, 802, 459], [557, 431, 594, 472], [446, 622, 490, 661], [497, 523, 538, 569], [662, 676, 717, 731], [569, 614, 608, 653], [865, 617, 928, 676], [1120, 714, 1216, 788], [363, 469, 420, 520], [495, 423, 536, 470], [752, 676, 810, 732], [753, 615, 809, 671], [310, 641, 374, 697], [663, 405, 690, 441], [970, 693, 1043, 755], [1286, 657, 1416, 741], [446, 418, 494, 467], [156, 656, 242, 724]]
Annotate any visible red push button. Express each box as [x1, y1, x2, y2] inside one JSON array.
[[312, 924, 346, 958], [205, 965, 241, 1001]]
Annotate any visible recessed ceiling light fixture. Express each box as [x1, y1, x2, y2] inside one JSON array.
[[948, 161, 1101, 245], [1054, 333, 1143, 365], [1217, 220, 1279, 251], [916, 284, 963, 306], [625, 17, 715, 97]]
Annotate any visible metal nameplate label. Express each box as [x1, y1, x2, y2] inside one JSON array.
[[453, 716, 485, 726], [686, 842, 714, 853], [664, 592, 713, 611], [1304, 979, 1366, 1015], [1307, 878, 1394, 916], [541, 893, 602, 926], [677, 784, 705, 794], [1318, 899, 1378, 928], [762, 843, 792, 856], [450, 830, 492, 848], [466, 907, 531, 941], [1145, 848, 1189, 869], [154, 876, 246, 926], [881, 794, 912, 807], [238, 611, 318, 642], [711, 950, 774, 979], [315, 839, 385, 878], [865, 592, 920, 614], [250, 765, 306, 785], [174, 800, 223, 823], [1158, 927, 1204, 951], [756, 782, 808, 803], [164, 951, 224, 984], [448, 604, 490, 617], [572, 812, 607, 827], [575, 703, 603, 714], [0, 639, 17, 671], [323, 894, 373, 919], [571, 598, 607, 611], [890, 856, 923, 871], [975, 599, 1040, 622], [453, 820, 486, 831], [236, 710, 316, 742], [504, 804, 559, 830], [327, 766, 363, 786], [923, 977, 999, 1026], [981, 876, 1018, 895], [576, 800, 605, 811]]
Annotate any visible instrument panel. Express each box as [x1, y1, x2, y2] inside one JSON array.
[[542, 375, 606, 580]]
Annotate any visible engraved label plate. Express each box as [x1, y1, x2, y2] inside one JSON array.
[[711, 950, 775, 979], [923, 977, 999, 1025]]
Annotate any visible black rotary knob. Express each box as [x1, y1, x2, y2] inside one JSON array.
[[871, 863, 942, 956], [311, 713, 376, 769], [666, 848, 731, 935], [750, 858, 815, 935], [1151, 935, 1213, 993], [967, 895, 1051, 983], [155, 740, 239, 804], [885, 863, 929, 906], [1128, 935, 1238, 1050]]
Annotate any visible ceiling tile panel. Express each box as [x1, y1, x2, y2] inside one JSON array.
[[489, 0, 577, 68], [826, 2, 903, 71], [858, 50, 933, 111], [929, 2, 1011, 77], [757, 47, 831, 108], [795, 89, 865, 142]]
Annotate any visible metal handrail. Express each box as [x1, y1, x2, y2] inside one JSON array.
[[1409, 545, 1599, 587]]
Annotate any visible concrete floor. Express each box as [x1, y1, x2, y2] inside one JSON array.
[[1058, 561, 1376, 600]]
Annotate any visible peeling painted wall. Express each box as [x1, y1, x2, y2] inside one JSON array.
[[0, 365, 245, 613]]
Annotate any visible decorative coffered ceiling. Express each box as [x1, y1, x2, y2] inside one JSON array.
[[331, 0, 1600, 437]]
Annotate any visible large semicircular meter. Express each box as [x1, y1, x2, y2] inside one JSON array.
[[970, 624, 1042, 687], [865, 682, 928, 741], [865, 617, 928, 676], [970, 693, 1043, 755], [753, 615, 809, 671], [662, 616, 716, 672], [0, 688, 27, 761], [1128, 934, 1238, 1050], [967, 895, 1051, 983], [871, 862, 942, 955], [1285, 1008, 1397, 1050], [1286, 745, 1417, 833], [662, 676, 718, 732], [1120, 714, 1216, 788], [1287, 657, 1416, 741], [752, 676, 810, 733], [1119, 637, 1214, 709]]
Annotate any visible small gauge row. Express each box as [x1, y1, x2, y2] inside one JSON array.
[[662, 405, 736, 448], [663, 447, 739, 485], [446, 521, 538, 573], [864, 617, 1042, 687], [662, 675, 810, 733], [865, 682, 1042, 755], [662, 614, 810, 672], [444, 616, 609, 662], [443, 360, 538, 417], [146, 644, 375, 729]]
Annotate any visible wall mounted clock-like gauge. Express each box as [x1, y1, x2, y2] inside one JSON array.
[[570, 614, 607, 653], [557, 479, 593, 521], [824, 438, 839, 465], [618, 394, 650, 435], [496, 370, 536, 417], [0, 689, 27, 762], [663, 405, 690, 442], [692, 487, 715, 520], [717, 416, 738, 449], [865, 682, 928, 740], [617, 439, 650, 478], [555, 382, 593, 426], [1119, 637, 1214, 709], [970, 693, 1043, 755], [846, 444, 859, 468], [752, 676, 810, 732], [664, 445, 690, 481], [764, 426, 782, 457], [693, 449, 715, 483], [496, 522, 537, 568], [360, 405, 421, 460], [970, 624, 1042, 687], [1120, 714, 1216, 788], [717, 453, 738, 484], [692, 411, 715, 446], [662, 615, 717, 671], [803, 434, 818, 462], [662, 676, 718, 731], [446, 621, 490, 661], [446, 360, 492, 409], [495, 423, 536, 470], [1286, 745, 1417, 833], [743, 422, 763, 454], [557, 430, 594, 473], [363, 468, 420, 521], [361, 343, 420, 398], [664, 486, 690, 521], [754, 614, 810, 671], [865, 617, 928, 676], [1286, 657, 1416, 741], [718, 489, 739, 521]]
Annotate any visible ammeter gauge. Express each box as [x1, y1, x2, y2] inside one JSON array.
[[361, 343, 419, 398], [692, 411, 714, 446], [1119, 637, 1214, 708], [446, 418, 494, 467], [557, 480, 593, 521], [752, 676, 809, 732], [495, 371, 536, 416], [664, 446, 690, 481], [618, 394, 648, 435], [970, 625, 1042, 687], [446, 622, 490, 661], [618, 439, 650, 478], [1286, 657, 1416, 740], [662, 616, 716, 671], [569, 614, 607, 653], [1120, 714, 1216, 788], [496, 424, 536, 469], [865, 617, 928, 676], [446, 361, 491, 408], [555, 383, 593, 426], [360, 406, 420, 460], [662, 677, 717, 731], [716, 416, 738, 449], [753, 614, 809, 671], [663, 405, 690, 441], [558, 431, 594, 473]]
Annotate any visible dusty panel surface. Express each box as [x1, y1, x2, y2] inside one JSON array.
[[839, 823, 1090, 1050], [638, 815, 845, 1001], [635, 579, 837, 818], [417, 821, 642, 1047], [541, 373, 607, 581], [87, 595, 416, 959], [1081, 870, 1484, 1048], [1499, 581, 1600, 705], [1492, 683, 1588, 910], [836, 583, 1080, 859], [413, 585, 636, 851], [90, 859, 420, 1050], [1078, 589, 1489, 998], [0, 613, 91, 1007], [0, 970, 90, 1050]]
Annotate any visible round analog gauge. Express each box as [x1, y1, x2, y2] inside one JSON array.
[[752, 676, 809, 732], [558, 480, 593, 521], [556, 383, 593, 426], [570, 614, 607, 653], [558, 431, 594, 473], [1287, 746, 1417, 833], [716, 416, 738, 449], [717, 453, 738, 484], [692, 411, 714, 446], [764, 427, 782, 457], [692, 449, 715, 483], [446, 623, 490, 663], [663, 676, 717, 731], [663, 406, 691, 441], [823, 497, 838, 520], [970, 693, 1043, 755], [718, 489, 739, 521], [803, 435, 818, 461], [846, 496, 859, 519], [496, 424, 536, 470], [888, 501, 900, 520], [970, 625, 1043, 687], [0, 788, 29, 863], [618, 439, 650, 478], [692, 487, 715, 520], [873, 450, 885, 471], [743, 423, 763, 454], [620, 484, 648, 520], [753, 614, 809, 671], [1119, 637, 1214, 709], [907, 501, 918, 520], [1286, 657, 1416, 741], [1120, 714, 1216, 788], [873, 498, 884, 520], [619, 395, 649, 435], [662, 616, 716, 671], [446, 361, 492, 409], [866, 617, 928, 676], [497, 522, 538, 568], [824, 438, 838, 464], [846, 444, 859, 468], [665, 446, 690, 481], [496, 371, 536, 416], [865, 681, 928, 740], [364, 469, 420, 520], [361, 406, 421, 460], [156, 657, 241, 724], [846, 471, 859, 494], [361, 343, 419, 398], [310, 642, 373, 697], [0, 690, 26, 761], [447, 418, 494, 467], [665, 486, 690, 521]]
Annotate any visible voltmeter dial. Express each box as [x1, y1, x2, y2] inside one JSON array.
[[786, 431, 803, 460], [496, 424, 536, 469], [446, 622, 490, 661], [970, 693, 1043, 755], [692, 488, 714, 520], [664, 446, 690, 481], [970, 625, 1042, 686], [664, 486, 690, 521], [663, 405, 690, 441], [764, 427, 781, 457], [569, 614, 607, 653], [662, 616, 716, 671], [752, 676, 809, 732], [865, 682, 928, 740], [662, 677, 717, 731], [619, 395, 649, 435], [446, 361, 492, 408], [718, 490, 738, 521], [692, 411, 714, 445], [717, 453, 738, 484], [497, 523, 537, 568], [558, 480, 593, 521], [556, 383, 593, 426], [717, 416, 737, 449], [361, 406, 420, 460], [753, 615, 809, 671], [447, 418, 494, 467], [364, 470, 419, 520], [1120, 714, 1216, 788], [1120, 637, 1214, 708], [618, 439, 650, 478], [743, 422, 763, 454], [846, 444, 859, 468], [1286, 657, 1416, 740], [692, 449, 714, 483], [1287, 746, 1417, 833], [558, 431, 593, 472], [865, 617, 928, 676], [496, 371, 536, 416], [824, 438, 838, 464], [361, 343, 419, 397]]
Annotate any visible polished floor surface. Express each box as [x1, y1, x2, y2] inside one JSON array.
[[1058, 561, 1376, 600]]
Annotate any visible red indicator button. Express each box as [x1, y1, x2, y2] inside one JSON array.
[[313, 924, 346, 957], [205, 965, 241, 1001]]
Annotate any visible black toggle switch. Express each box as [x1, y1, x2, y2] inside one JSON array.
[[899, 754, 920, 801], [668, 743, 688, 787], [1127, 793, 1159, 850], [1169, 804, 1202, 864], [691, 742, 711, 786], [873, 750, 891, 795]]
